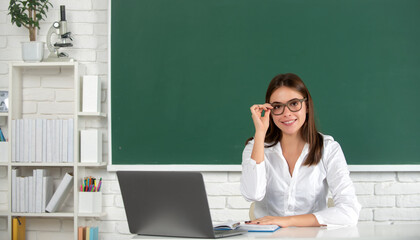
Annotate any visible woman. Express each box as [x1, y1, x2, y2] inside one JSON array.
[[240, 73, 361, 227]]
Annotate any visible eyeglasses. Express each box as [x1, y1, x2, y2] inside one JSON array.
[[270, 98, 307, 115]]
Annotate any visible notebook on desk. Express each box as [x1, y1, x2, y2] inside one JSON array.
[[117, 171, 246, 238]]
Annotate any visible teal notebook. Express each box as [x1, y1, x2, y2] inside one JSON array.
[[239, 224, 280, 232]]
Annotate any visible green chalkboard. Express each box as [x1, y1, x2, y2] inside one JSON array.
[[111, 0, 420, 165]]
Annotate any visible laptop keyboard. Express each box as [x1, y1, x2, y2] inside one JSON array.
[[214, 229, 245, 238]]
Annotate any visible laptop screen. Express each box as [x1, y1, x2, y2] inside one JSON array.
[[117, 171, 216, 238]]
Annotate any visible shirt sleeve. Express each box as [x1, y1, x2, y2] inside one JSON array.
[[313, 140, 361, 226], [240, 139, 268, 202]]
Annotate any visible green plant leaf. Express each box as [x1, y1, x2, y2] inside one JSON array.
[[8, 0, 53, 36]]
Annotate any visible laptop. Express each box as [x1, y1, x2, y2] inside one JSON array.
[[117, 171, 245, 238]]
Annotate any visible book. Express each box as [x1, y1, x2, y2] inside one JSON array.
[[46, 119, 52, 162], [42, 119, 47, 162], [16, 120, 20, 162], [80, 129, 102, 163], [78, 226, 82, 240], [78, 226, 84, 240], [16, 177, 20, 212], [19, 177, 25, 212], [94, 226, 99, 240], [46, 172, 74, 212], [89, 227, 95, 240], [62, 119, 68, 162], [68, 118, 74, 162], [11, 168, 20, 212], [12, 120, 16, 162], [18, 119, 23, 162], [58, 119, 63, 162], [35, 169, 44, 213], [83, 75, 101, 113], [35, 119, 43, 162], [86, 227, 90, 240], [23, 119, 29, 162], [238, 224, 280, 232], [42, 176, 54, 212], [28, 176, 34, 213], [54, 119, 60, 162], [24, 177, 29, 212], [213, 221, 240, 230], [12, 217, 26, 240], [30, 119, 36, 162]]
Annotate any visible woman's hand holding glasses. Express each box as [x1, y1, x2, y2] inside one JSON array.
[[250, 103, 273, 134]]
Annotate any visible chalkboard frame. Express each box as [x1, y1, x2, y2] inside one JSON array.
[[107, 0, 420, 171]]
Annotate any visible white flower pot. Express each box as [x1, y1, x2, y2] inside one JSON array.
[[21, 41, 44, 62]]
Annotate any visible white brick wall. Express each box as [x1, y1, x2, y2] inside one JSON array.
[[0, 1, 420, 240]]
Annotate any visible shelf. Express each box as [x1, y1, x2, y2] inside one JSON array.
[[78, 162, 107, 167], [0, 211, 9, 216], [78, 112, 107, 117], [11, 62, 76, 67], [7, 62, 105, 240], [78, 212, 106, 218], [11, 162, 74, 167], [11, 212, 75, 218]]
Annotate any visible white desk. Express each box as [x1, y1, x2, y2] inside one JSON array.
[[132, 223, 420, 239]]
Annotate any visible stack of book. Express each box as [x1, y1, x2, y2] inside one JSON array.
[[12, 169, 74, 213], [11, 169, 53, 213], [11, 118, 74, 163], [214, 221, 280, 232], [78, 226, 99, 240]]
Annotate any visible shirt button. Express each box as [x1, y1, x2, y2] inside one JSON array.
[[288, 205, 293, 211]]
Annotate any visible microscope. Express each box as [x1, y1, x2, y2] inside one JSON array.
[[45, 5, 73, 61]]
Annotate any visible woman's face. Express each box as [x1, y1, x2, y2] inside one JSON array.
[[269, 86, 307, 137]]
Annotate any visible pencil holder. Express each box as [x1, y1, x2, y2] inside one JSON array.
[[0, 142, 8, 162], [78, 192, 102, 214]]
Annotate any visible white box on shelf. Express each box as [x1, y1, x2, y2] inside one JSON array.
[[0, 142, 8, 162], [80, 129, 102, 163], [82, 75, 101, 113], [78, 192, 102, 213]]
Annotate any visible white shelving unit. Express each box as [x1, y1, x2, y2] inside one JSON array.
[[1, 62, 106, 240], [78, 112, 107, 117]]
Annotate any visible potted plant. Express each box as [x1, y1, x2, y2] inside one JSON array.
[[8, 0, 53, 62]]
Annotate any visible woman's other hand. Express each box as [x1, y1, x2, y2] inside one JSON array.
[[245, 214, 321, 228]]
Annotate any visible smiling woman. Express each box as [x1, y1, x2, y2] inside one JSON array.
[[241, 73, 361, 228]]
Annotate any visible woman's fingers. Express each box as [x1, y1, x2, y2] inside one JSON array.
[[246, 216, 275, 225], [250, 105, 260, 118], [250, 104, 273, 114], [263, 103, 273, 110]]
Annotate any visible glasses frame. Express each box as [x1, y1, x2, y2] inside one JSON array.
[[270, 98, 307, 116]]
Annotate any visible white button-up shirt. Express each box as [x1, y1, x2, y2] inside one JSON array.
[[240, 134, 361, 226]]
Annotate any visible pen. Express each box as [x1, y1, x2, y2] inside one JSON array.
[[81, 176, 101, 192], [97, 178, 102, 192]]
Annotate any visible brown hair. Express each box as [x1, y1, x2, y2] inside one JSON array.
[[246, 73, 323, 166]]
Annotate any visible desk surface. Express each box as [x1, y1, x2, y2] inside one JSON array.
[[132, 223, 420, 240]]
